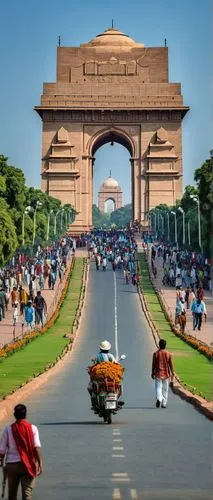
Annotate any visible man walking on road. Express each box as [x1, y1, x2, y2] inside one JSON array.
[[0, 404, 43, 500], [151, 339, 174, 408]]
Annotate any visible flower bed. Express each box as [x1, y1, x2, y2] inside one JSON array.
[[0, 258, 75, 361]]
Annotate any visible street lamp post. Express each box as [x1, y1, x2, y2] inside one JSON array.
[[154, 212, 157, 234], [160, 213, 164, 237], [60, 209, 64, 231], [166, 212, 170, 243], [46, 209, 53, 243], [187, 220, 191, 246], [65, 211, 68, 228], [178, 207, 185, 245], [171, 211, 177, 247], [32, 201, 42, 246], [54, 210, 60, 236], [22, 206, 32, 246], [190, 195, 202, 250]]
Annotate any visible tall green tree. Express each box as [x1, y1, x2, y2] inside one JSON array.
[[0, 199, 18, 266]]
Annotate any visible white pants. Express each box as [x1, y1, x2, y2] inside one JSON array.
[[155, 378, 169, 407]]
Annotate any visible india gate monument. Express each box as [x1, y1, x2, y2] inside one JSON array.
[[35, 27, 189, 232], [98, 173, 123, 213]]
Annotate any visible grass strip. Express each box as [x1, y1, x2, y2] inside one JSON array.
[[0, 258, 85, 399], [138, 253, 212, 401]]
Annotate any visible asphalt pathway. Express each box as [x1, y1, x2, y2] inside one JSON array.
[[1, 262, 212, 499]]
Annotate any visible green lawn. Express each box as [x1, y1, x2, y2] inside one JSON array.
[[0, 258, 85, 399], [138, 253, 213, 401]]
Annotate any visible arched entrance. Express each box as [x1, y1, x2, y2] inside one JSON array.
[[85, 127, 139, 229], [36, 26, 189, 233], [105, 198, 115, 214]]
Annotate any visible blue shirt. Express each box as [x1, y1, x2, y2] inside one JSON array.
[[96, 352, 116, 363]]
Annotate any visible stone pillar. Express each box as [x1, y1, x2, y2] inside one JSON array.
[[132, 157, 140, 221]]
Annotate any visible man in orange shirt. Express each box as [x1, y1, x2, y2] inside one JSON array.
[[151, 339, 174, 408]]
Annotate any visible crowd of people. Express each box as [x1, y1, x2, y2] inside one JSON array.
[[150, 243, 209, 334], [0, 237, 75, 332], [87, 230, 139, 285]]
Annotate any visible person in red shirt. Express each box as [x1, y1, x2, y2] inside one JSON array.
[[151, 339, 174, 408], [0, 404, 42, 499]]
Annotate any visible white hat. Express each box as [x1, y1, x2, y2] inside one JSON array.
[[99, 340, 111, 351]]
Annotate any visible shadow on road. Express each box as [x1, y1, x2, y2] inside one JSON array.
[[39, 421, 104, 426]]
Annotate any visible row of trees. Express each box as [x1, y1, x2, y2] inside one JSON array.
[[92, 203, 132, 229], [149, 154, 213, 257], [0, 155, 75, 266]]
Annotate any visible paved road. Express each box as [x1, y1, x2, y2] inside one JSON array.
[[1, 262, 212, 499]]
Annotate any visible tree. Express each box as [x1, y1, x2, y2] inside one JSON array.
[[0, 199, 18, 266], [92, 204, 110, 228], [194, 156, 213, 256], [110, 204, 132, 227]]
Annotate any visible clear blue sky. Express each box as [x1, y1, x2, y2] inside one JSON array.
[[0, 0, 212, 206]]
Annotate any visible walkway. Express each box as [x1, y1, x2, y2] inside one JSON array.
[[0, 260, 212, 499], [0, 260, 72, 348], [147, 251, 213, 347]]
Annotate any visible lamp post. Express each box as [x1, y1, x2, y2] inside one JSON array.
[[22, 206, 32, 246], [157, 211, 160, 233], [178, 207, 185, 245], [187, 220, 191, 246], [65, 211, 68, 228], [60, 209, 64, 231], [171, 211, 177, 247], [154, 212, 157, 234], [54, 210, 60, 236], [190, 195, 202, 250], [166, 212, 170, 243], [160, 213, 164, 237], [32, 201, 42, 246], [46, 209, 53, 243]]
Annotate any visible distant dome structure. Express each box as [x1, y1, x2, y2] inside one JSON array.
[[81, 27, 144, 50], [102, 175, 119, 188], [98, 172, 123, 213]]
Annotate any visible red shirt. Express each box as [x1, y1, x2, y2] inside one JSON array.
[[152, 350, 172, 379]]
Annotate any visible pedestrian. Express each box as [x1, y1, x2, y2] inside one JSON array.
[[0, 404, 43, 500], [19, 286, 28, 315], [0, 287, 7, 320], [25, 301, 35, 329], [34, 291, 47, 327], [184, 286, 190, 309], [13, 302, 19, 327], [151, 338, 174, 408], [191, 298, 207, 331], [102, 256, 107, 271], [38, 272, 44, 290], [11, 286, 18, 307]]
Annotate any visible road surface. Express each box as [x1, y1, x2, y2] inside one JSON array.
[[1, 261, 212, 499]]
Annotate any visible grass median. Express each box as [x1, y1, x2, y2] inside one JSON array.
[[0, 258, 85, 399], [138, 253, 212, 401]]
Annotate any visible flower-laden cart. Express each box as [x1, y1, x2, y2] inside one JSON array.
[[88, 362, 125, 424]]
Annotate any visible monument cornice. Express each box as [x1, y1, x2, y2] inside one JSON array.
[[34, 107, 189, 122]]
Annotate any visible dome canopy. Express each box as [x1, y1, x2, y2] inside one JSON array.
[[82, 27, 144, 49], [102, 175, 119, 188]]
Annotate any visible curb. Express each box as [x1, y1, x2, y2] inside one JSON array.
[[0, 258, 89, 424], [137, 260, 213, 421]]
